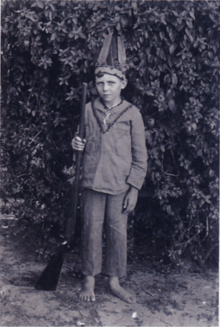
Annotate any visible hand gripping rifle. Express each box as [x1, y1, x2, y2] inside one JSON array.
[[35, 83, 87, 291]]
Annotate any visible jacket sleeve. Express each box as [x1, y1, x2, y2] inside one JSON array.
[[126, 108, 148, 190]]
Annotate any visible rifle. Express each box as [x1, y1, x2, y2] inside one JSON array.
[[35, 83, 87, 291]]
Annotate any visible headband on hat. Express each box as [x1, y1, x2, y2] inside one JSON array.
[[95, 32, 127, 79]]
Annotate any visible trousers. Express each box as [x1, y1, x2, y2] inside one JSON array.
[[81, 188, 128, 277]]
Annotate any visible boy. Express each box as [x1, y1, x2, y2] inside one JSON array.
[[72, 33, 147, 303]]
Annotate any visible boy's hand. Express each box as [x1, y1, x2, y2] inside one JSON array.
[[123, 186, 139, 214], [71, 135, 86, 151]]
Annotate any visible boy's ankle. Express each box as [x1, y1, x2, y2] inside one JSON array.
[[109, 276, 120, 286], [84, 276, 95, 281], [84, 275, 95, 286]]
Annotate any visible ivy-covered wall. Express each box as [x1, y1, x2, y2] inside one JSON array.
[[1, 0, 219, 265]]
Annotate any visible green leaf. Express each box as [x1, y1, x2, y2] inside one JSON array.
[[51, 33, 56, 41], [168, 99, 176, 113], [172, 73, 178, 85], [169, 44, 176, 54]]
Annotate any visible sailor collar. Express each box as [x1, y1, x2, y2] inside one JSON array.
[[91, 97, 132, 133]]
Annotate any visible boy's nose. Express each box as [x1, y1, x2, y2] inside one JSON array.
[[103, 82, 109, 91]]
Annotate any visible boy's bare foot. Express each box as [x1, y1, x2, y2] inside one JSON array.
[[79, 276, 95, 301], [109, 277, 136, 303]]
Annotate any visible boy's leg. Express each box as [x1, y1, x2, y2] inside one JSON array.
[[80, 189, 106, 301], [104, 191, 127, 277], [104, 192, 136, 303]]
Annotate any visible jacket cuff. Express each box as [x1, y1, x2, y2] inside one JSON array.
[[126, 168, 146, 190]]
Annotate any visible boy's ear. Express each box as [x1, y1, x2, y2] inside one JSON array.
[[121, 78, 128, 89]]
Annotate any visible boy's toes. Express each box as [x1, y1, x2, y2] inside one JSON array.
[[121, 291, 136, 303], [110, 284, 136, 304], [126, 294, 136, 303], [86, 294, 96, 302], [79, 291, 96, 302], [90, 295, 96, 301]]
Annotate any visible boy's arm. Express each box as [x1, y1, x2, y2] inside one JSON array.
[[123, 109, 147, 214], [126, 108, 148, 190]]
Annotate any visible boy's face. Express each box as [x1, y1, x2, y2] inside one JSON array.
[[95, 73, 127, 107]]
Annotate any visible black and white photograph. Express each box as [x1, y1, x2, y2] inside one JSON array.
[[1, 0, 219, 326]]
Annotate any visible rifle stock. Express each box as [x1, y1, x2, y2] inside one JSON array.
[[35, 83, 87, 291]]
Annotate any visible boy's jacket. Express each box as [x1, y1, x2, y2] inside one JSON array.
[[81, 98, 148, 195]]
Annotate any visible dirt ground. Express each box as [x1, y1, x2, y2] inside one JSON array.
[[0, 211, 218, 327]]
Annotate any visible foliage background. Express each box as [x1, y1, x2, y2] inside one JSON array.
[[1, 0, 219, 266]]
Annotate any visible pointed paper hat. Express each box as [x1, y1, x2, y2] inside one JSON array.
[[95, 32, 127, 80]]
